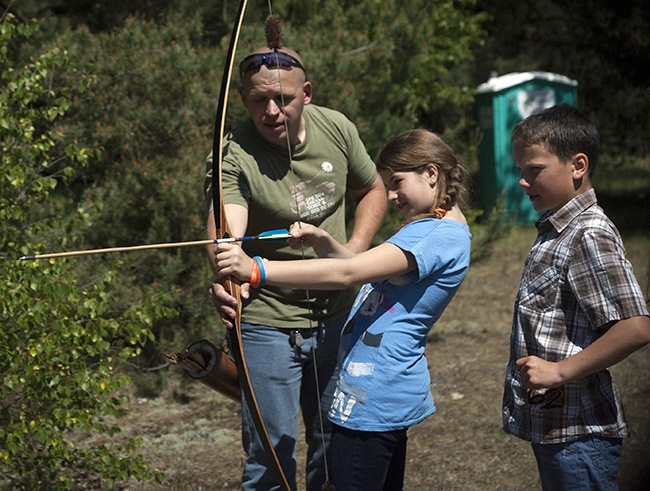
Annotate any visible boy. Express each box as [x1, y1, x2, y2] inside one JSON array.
[[502, 104, 650, 490]]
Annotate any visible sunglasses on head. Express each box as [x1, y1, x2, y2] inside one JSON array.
[[239, 51, 306, 77]]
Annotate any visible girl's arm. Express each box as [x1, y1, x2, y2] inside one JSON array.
[[216, 240, 417, 290]]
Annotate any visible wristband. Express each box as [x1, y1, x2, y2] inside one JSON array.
[[253, 256, 267, 287], [250, 259, 261, 288]]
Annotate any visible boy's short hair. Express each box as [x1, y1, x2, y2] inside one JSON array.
[[511, 104, 600, 177]]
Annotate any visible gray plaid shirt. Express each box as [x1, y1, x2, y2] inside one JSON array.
[[502, 189, 649, 444]]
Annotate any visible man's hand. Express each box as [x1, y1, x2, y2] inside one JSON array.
[[209, 280, 249, 329]]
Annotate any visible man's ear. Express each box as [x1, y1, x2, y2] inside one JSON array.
[[303, 81, 313, 105], [572, 153, 589, 179]]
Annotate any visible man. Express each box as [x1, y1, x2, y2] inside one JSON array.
[[205, 47, 387, 491]]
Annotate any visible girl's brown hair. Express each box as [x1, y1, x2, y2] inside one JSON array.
[[375, 129, 469, 221]]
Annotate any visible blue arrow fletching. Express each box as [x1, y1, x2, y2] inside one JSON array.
[[257, 229, 292, 241]]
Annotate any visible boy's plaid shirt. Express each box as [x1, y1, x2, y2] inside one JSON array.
[[502, 189, 649, 443]]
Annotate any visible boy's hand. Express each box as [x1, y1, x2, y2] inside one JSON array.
[[516, 356, 565, 389]]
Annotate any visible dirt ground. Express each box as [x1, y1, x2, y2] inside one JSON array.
[[107, 227, 649, 491]]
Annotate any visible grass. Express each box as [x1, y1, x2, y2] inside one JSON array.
[[593, 156, 650, 236], [76, 156, 650, 490], [98, 224, 649, 491]]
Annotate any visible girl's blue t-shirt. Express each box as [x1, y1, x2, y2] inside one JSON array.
[[328, 218, 471, 431]]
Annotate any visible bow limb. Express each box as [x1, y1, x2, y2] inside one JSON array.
[[211, 2, 291, 490]]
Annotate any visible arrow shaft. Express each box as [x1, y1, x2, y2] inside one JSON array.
[[19, 231, 292, 260]]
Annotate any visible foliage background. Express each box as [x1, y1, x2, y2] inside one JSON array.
[[2, 0, 648, 488], [0, 14, 168, 488]]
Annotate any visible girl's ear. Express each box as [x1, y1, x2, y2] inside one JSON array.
[[425, 163, 439, 186]]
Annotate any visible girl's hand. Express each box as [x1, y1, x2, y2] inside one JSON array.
[[288, 221, 356, 259], [287, 221, 327, 250], [216, 243, 253, 282]]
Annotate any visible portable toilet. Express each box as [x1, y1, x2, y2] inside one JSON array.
[[475, 71, 578, 224]]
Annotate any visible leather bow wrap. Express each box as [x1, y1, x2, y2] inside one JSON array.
[[211, 1, 291, 490]]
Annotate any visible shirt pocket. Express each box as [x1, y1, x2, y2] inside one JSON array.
[[520, 262, 560, 312]]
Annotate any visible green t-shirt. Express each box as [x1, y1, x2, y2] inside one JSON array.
[[205, 104, 378, 328]]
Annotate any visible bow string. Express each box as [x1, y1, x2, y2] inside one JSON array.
[[211, 1, 291, 489], [265, 9, 335, 490]]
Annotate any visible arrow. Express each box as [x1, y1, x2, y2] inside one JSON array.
[[19, 229, 292, 260]]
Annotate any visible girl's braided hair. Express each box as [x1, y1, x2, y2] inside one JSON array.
[[375, 129, 469, 223]]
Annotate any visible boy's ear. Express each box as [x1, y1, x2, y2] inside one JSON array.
[[572, 153, 589, 179]]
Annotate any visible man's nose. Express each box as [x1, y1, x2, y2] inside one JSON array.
[[266, 99, 282, 115]]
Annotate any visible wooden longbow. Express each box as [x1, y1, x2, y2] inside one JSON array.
[[210, 1, 291, 490]]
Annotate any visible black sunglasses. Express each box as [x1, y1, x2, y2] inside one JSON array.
[[239, 51, 306, 77]]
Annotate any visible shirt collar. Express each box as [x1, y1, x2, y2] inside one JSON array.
[[536, 188, 597, 235]]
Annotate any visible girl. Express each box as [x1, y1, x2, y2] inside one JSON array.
[[215, 129, 472, 490]]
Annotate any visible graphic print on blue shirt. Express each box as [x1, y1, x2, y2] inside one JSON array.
[[331, 284, 387, 423], [328, 218, 471, 432]]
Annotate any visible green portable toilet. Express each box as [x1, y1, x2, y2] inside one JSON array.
[[475, 71, 578, 224]]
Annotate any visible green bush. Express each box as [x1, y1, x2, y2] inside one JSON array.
[[50, 14, 228, 361], [1, 14, 168, 489]]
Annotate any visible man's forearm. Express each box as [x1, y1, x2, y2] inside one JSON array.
[[346, 176, 387, 253]]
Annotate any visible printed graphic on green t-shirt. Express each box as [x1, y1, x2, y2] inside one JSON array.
[[204, 104, 377, 328]]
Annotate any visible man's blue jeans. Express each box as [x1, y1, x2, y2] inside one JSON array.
[[240, 317, 344, 491], [532, 435, 622, 491]]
